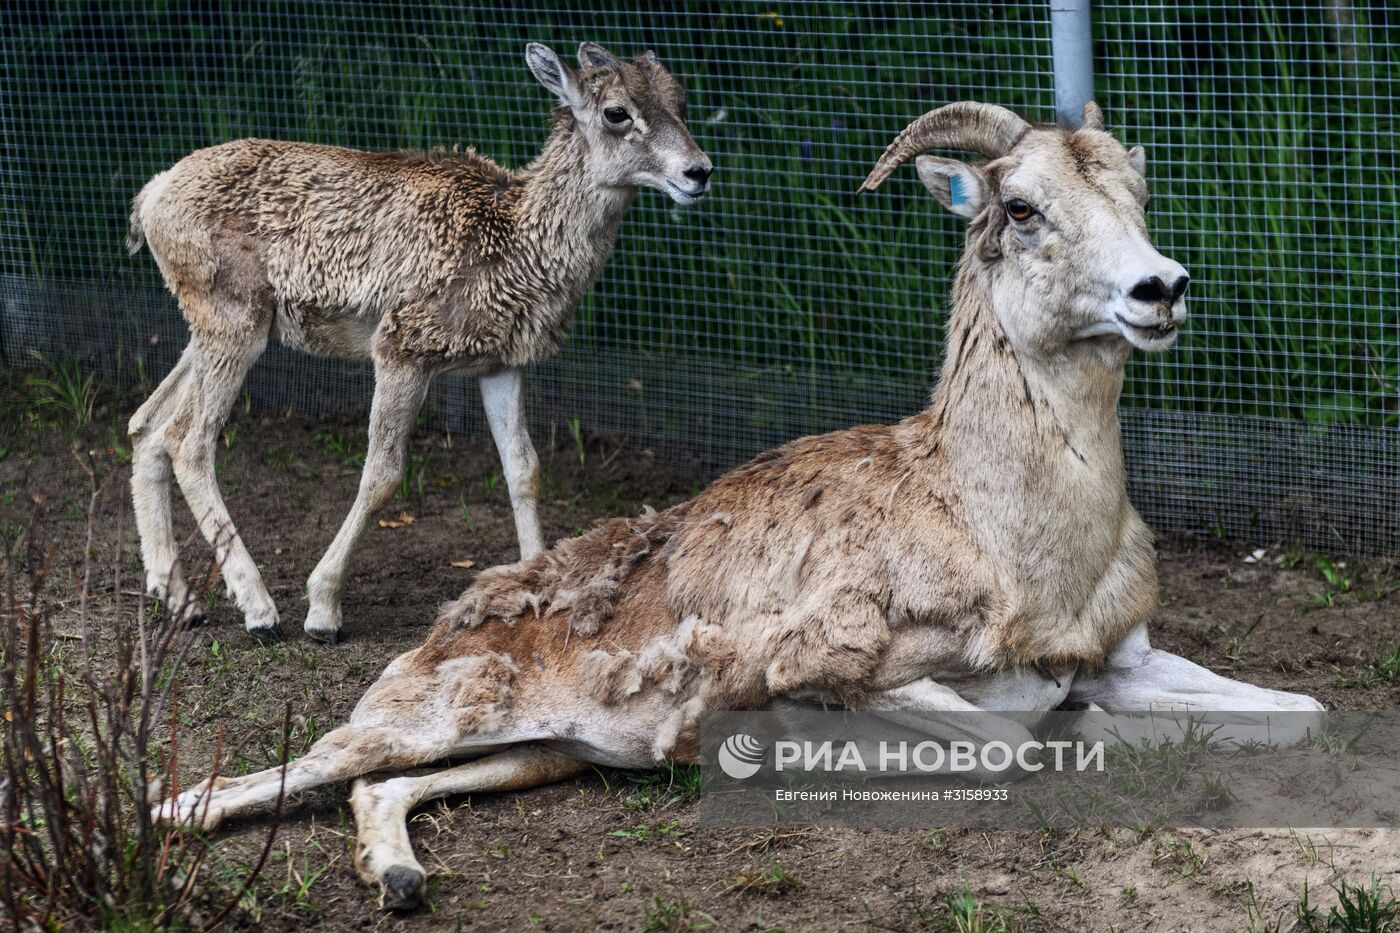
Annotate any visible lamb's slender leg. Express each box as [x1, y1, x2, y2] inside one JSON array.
[[166, 334, 279, 636], [1067, 622, 1325, 745], [305, 358, 431, 643], [479, 368, 544, 559], [350, 746, 588, 910], [129, 345, 203, 623], [154, 722, 455, 830]]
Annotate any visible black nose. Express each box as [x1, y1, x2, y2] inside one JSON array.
[[683, 164, 712, 186], [1130, 274, 1190, 304]]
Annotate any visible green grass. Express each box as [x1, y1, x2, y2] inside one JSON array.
[[1339, 642, 1400, 688], [23, 351, 97, 430], [725, 861, 805, 896], [622, 762, 705, 810], [2, 1, 1395, 431], [640, 893, 714, 932], [1250, 876, 1400, 932], [912, 887, 1013, 932]]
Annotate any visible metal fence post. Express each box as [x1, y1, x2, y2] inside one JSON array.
[[1051, 0, 1094, 128]]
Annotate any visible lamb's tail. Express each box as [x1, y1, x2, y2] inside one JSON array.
[[125, 189, 146, 255], [126, 171, 171, 255]]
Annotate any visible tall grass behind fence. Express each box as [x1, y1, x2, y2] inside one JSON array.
[[1, 2, 1396, 552]]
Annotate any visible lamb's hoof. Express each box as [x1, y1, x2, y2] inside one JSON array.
[[161, 599, 206, 629], [247, 623, 283, 642], [379, 865, 426, 912], [304, 602, 342, 645], [305, 625, 342, 646]]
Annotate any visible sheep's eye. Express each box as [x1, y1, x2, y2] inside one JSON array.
[[1005, 199, 1036, 222], [603, 106, 631, 125]]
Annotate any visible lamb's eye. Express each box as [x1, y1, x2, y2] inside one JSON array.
[[603, 106, 631, 125], [1005, 199, 1036, 222]]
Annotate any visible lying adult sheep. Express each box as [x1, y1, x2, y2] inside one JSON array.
[[154, 101, 1322, 910]]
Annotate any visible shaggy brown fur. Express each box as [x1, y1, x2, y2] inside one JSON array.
[[125, 42, 710, 640], [127, 52, 698, 369]]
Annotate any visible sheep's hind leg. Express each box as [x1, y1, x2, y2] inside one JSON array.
[[350, 746, 587, 910], [129, 345, 203, 624], [167, 331, 279, 637]]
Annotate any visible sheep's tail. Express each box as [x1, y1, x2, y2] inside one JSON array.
[[125, 188, 147, 255]]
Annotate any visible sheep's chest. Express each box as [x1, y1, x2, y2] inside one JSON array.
[[988, 507, 1159, 668]]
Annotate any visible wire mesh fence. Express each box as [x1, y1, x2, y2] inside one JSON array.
[[1, 1, 1396, 553]]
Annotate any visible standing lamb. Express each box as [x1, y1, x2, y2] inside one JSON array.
[[126, 42, 712, 642], [155, 102, 1323, 911]]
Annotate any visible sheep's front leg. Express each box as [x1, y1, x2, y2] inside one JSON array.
[[152, 723, 451, 831], [305, 358, 431, 643], [1068, 623, 1324, 745], [480, 368, 544, 560]]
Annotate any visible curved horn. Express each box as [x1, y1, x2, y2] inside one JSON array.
[[858, 101, 1030, 193], [1082, 101, 1104, 129]]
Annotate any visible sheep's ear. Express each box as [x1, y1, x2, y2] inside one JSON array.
[[1127, 145, 1147, 177], [915, 155, 988, 220], [526, 43, 583, 108], [578, 42, 621, 69]]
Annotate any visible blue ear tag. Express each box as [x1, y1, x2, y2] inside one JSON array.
[[947, 174, 965, 206]]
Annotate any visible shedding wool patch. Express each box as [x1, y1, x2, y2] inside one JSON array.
[[435, 505, 684, 636]]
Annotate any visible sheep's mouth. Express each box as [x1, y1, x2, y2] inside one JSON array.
[[1115, 313, 1180, 350], [664, 180, 708, 205]]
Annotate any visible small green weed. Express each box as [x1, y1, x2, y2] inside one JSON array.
[[726, 861, 804, 895], [639, 894, 713, 932], [24, 352, 97, 429], [312, 430, 365, 468], [1339, 643, 1400, 689], [1314, 556, 1354, 607], [568, 417, 585, 466], [608, 821, 680, 842], [623, 763, 704, 810], [1287, 876, 1400, 932], [913, 887, 1010, 932]]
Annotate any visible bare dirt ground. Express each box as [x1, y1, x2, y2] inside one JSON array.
[[3, 399, 1398, 931]]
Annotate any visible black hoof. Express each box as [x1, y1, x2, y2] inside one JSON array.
[[248, 624, 283, 642], [380, 866, 425, 911], [305, 627, 341, 646], [159, 602, 205, 629]]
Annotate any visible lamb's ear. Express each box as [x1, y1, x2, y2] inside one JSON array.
[[1127, 145, 1147, 177], [915, 155, 989, 220], [525, 43, 582, 108], [578, 42, 621, 69]]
